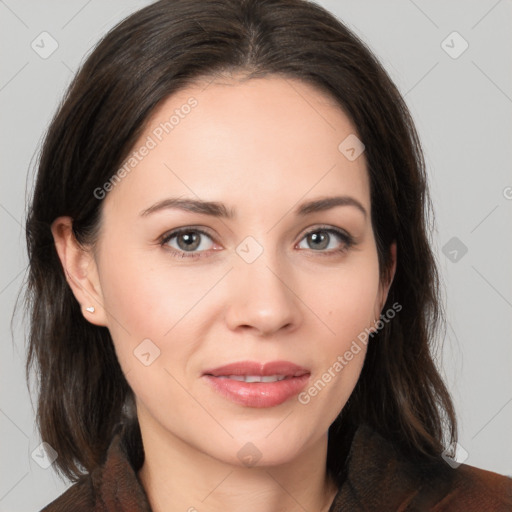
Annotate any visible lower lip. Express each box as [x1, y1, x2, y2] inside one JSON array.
[[202, 374, 310, 408]]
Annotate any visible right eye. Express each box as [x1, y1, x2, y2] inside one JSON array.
[[160, 228, 219, 259]]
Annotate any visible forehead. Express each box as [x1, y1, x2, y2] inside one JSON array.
[[103, 75, 370, 219]]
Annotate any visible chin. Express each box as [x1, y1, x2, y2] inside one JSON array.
[[203, 429, 313, 469]]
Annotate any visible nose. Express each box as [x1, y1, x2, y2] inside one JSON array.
[[224, 252, 303, 337]]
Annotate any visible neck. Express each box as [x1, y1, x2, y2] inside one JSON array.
[[137, 418, 339, 512]]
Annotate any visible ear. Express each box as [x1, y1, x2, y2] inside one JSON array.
[[51, 216, 108, 327], [374, 241, 397, 321]]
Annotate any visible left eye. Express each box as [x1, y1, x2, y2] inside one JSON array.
[[297, 228, 353, 253]]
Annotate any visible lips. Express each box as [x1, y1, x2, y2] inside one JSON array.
[[202, 360, 310, 408], [202, 360, 309, 378]]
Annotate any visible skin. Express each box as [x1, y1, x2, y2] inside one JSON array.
[[52, 75, 396, 512]]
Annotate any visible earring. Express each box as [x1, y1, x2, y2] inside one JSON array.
[[85, 306, 95, 313]]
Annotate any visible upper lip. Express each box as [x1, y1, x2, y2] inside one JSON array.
[[203, 360, 310, 377]]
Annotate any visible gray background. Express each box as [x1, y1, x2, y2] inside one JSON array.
[[1, 0, 511, 510]]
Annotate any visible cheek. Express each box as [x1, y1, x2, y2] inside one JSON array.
[[309, 254, 381, 345], [96, 245, 228, 374], [98, 247, 210, 333], [297, 253, 379, 412], [96, 255, 205, 415]]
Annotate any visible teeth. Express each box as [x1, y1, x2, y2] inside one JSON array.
[[216, 375, 288, 383]]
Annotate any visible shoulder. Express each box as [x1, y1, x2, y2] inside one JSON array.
[[39, 422, 151, 512], [436, 462, 512, 511], [39, 476, 94, 512], [330, 424, 512, 511]]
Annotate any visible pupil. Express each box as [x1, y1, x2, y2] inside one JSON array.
[[178, 232, 200, 251], [309, 231, 328, 250]]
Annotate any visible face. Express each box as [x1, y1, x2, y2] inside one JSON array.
[[60, 76, 395, 468]]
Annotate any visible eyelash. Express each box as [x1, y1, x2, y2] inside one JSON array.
[[159, 226, 355, 260]]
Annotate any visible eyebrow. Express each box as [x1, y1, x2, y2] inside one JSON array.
[[140, 195, 367, 219]]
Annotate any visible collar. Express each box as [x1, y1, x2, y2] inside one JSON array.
[[327, 424, 454, 511], [90, 422, 455, 511]]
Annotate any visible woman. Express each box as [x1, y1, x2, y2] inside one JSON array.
[[25, 0, 511, 510]]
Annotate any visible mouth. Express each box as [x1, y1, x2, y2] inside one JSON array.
[[214, 374, 297, 382], [201, 360, 311, 408]]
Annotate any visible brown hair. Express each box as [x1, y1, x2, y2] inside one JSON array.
[[24, 0, 457, 484]]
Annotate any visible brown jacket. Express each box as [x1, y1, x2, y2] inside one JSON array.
[[41, 423, 512, 511]]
